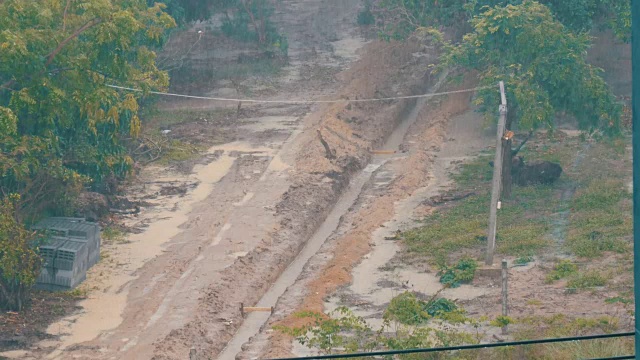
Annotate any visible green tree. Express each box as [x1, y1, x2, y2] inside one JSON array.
[[441, 1, 621, 196], [444, 1, 621, 135], [152, 0, 212, 24], [373, 0, 631, 40], [216, 0, 288, 56], [0, 0, 175, 218], [0, 195, 42, 311]]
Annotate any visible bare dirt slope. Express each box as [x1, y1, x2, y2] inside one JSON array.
[[1, 2, 450, 360], [249, 77, 483, 359]]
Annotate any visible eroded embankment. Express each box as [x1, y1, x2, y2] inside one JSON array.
[[253, 76, 479, 359], [151, 40, 441, 359]]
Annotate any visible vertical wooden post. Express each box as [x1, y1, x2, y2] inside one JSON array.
[[485, 81, 508, 265], [501, 259, 509, 335], [189, 347, 197, 360], [240, 302, 244, 318]]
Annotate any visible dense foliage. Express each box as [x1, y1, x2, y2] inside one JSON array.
[[0, 196, 43, 311], [374, 0, 631, 41], [149, 0, 211, 24], [444, 1, 621, 134], [0, 0, 175, 217], [217, 0, 288, 56], [0, 0, 174, 310]]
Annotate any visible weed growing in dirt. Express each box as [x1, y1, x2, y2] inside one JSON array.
[[501, 315, 631, 360], [276, 305, 476, 356], [102, 226, 127, 244], [545, 260, 578, 283], [567, 270, 608, 290], [438, 257, 477, 288], [383, 292, 462, 325], [490, 315, 513, 328], [526, 298, 542, 306], [514, 256, 534, 265], [157, 139, 204, 165]]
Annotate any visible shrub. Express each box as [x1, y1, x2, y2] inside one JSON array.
[[438, 257, 478, 288], [545, 260, 578, 283], [567, 271, 608, 289], [384, 292, 461, 325], [0, 196, 43, 311]]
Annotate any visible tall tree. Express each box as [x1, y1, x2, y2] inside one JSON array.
[[441, 1, 621, 196], [373, 0, 631, 41], [0, 0, 175, 310], [444, 1, 621, 135], [0, 0, 175, 217], [0, 196, 42, 311]]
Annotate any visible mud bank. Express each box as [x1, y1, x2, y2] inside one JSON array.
[[246, 73, 481, 359], [151, 40, 440, 359]]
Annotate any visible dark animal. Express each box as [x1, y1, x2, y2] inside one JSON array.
[[512, 157, 563, 186], [489, 156, 562, 186]]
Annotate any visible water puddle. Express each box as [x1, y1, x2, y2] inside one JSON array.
[[42, 142, 271, 357], [217, 73, 449, 360]]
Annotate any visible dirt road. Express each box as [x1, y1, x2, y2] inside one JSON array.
[[1, 1, 447, 360]]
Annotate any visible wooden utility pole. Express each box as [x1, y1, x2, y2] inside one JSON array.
[[501, 259, 509, 335], [485, 81, 508, 265]]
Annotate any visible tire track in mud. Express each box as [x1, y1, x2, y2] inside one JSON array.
[[20, 3, 444, 359], [245, 78, 481, 359], [218, 72, 450, 360]]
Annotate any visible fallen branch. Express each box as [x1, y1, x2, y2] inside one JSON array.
[[317, 129, 336, 160]]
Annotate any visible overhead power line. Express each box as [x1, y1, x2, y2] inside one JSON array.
[[106, 84, 492, 104]]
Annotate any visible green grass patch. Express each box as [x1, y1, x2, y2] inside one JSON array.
[[404, 155, 555, 265], [545, 260, 578, 283], [438, 257, 478, 288], [383, 292, 463, 325], [514, 256, 534, 265], [567, 270, 608, 289], [567, 178, 631, 258], [102, 226, 127, 244], [157, 139, 205, 165]]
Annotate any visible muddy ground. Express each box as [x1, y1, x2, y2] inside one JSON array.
[[0, 2, 632, 360], [0, 1, 449, 360]]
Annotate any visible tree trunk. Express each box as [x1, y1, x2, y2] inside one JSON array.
[[240, 0, 266, 45]]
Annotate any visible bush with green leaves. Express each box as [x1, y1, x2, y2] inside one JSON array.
[[545, 260, 578, 283], [372, 0, 630, 41], [0, 0, 175, 219], [438, 257, 478, 288], [218, 0, 288, 57], [276, 304, 474, 355], [0, 196, 43, 311], [357, 1, 375, 26], [444, 1, 621, 136], [384, 291, 462, 325], [567, 270, 608, 289]]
